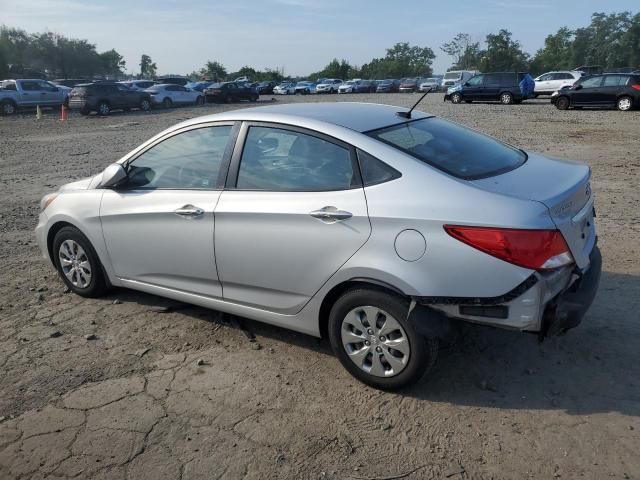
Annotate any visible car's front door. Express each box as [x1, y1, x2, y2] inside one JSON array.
[[463, 74, 484, 100], [100, 123, 237, 297], [214, 123, 371, 314], [571, 76, 604, 105]]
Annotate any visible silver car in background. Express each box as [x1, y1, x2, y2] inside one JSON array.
[[35, 102, 601, 389]]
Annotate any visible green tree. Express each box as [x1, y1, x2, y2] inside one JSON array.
[[358, 42, 436, 79], [200, 60, 227, 81], [530, 27, 574, 74], [99, 49, 125, 76], [479, 29, 529, 72], [139, 54, 157, 79], [441, 33, 483, 70]]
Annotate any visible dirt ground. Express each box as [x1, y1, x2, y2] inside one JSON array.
[[0, 93, 639, 480]]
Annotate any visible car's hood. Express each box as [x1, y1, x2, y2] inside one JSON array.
[[59, 176, 95, 191]]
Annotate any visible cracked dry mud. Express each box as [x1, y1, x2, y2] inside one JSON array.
[[1, 94, 639, 479]]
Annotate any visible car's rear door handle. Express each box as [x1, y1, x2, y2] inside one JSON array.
[[309, 206, 352, 223], [174, 204, 204, 218]]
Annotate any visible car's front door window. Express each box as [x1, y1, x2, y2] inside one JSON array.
[[127, 126, 233, 189], [466, 75, 483, 86], [236, 126, 355, 191], [580, 76, 603, 88]]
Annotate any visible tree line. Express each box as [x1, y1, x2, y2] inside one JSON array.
[[1, 11, 638, 82]]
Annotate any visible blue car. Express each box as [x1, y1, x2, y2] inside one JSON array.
[[445, 72, 535, 105]]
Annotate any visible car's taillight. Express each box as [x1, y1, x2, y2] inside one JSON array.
[[631, 84, 640, 91], [444, 225, 574, 271]]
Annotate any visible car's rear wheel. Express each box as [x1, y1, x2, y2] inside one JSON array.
[[1, 100, 16, 115], [328, 289, 438, 390], [97, 101, 110, 116], [617, 96, 633, 111], [52, 226, 108, 298], [500, 92, 514, 105], [555, 96, 570, 110], [163, 97, 172, 109], [140, 98, 151, 111], [450, 92, 463, 104]]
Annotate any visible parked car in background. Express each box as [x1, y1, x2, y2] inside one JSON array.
[[156, 75, 189, 86], [441, 70, 477, 89], [184, 81, 214, 92], [273, 82, 297, 95], [354, 80, 377, 93], [0, 79, 70, 115], [68, 82, 151, 116], [145, 84, 205, 108], [295, 81, 316, 95], [445, 72, 535, 105], [204, 82, 259, 103], [120, 80, 157, 91], [419, 78, 440, 92], [52, 79, 90, 88], [316, 79, 343, 93], [37, 102, 600, 389], [552, 73, 640, 111], [534, 71, 582, 96], [338, 80, 357, 94], [234, 76, 250, 83], [376, 79, 400, 93], [574, 65, 603, 76], [399, 78, 419, 93], [257, 81, 276, 94]]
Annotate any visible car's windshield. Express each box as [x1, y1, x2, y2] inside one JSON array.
[[444, 72, 460, 80], [367, 118, 526, 180]]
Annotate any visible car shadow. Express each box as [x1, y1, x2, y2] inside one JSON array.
[[107, 270, 640, 417]]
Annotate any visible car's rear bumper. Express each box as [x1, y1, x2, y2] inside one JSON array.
[[419, 245, 601, 335], [68, 99, 89, 110], [540, 245, 601, 336]]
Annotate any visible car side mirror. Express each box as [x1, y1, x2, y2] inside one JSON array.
[[574, 84, 583, 90], [98, 163, 127, 188]]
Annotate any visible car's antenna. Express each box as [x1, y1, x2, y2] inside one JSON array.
[[397, 90, 429, 118]]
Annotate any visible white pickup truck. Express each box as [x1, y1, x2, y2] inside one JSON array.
[[0, 79, 71, 115]]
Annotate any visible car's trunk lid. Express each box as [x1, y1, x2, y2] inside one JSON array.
[[472, 152, 596, 269]]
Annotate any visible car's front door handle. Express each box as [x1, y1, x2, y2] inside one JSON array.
[[309, 206, 353, 223], [174, 205, 204, 218]]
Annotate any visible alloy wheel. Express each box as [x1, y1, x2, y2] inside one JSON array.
[[141, 99, 151, 111], [59, 240, 92, 288], [451, 93, 462, 104], [2, 102, 15, 114], [340, 306, 410, 378], [618, 97, 632, 111], [98, 102, 110, 115], [501, 93, 513, 105]]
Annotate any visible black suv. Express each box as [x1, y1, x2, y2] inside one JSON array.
[[203, 82, 259, 103], [552, 73, 640, 111], [445, 72, 532, 105], [68, 82, 151, 115]]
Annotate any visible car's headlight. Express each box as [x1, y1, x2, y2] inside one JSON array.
[[40, 193, 59, 211]]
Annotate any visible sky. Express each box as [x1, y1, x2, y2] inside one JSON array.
[[2, 0, 638, 77]]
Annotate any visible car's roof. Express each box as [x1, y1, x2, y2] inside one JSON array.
[[179, 102, 432, 133]]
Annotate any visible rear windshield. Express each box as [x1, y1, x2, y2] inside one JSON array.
[[367, 118, 526, 180]]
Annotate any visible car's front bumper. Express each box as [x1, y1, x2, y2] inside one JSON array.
[[34, 212, 51, 265]]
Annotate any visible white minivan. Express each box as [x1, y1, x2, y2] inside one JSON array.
[[441, 70, 477, 89]]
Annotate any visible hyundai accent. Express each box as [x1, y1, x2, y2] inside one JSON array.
[[35, 102, 601, 389]]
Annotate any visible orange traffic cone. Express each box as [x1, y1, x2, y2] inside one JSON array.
[[36, 104, 43, 120], [60, 104, 67, 121]]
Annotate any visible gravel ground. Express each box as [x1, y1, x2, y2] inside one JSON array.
[[0, 93, 639, 480]]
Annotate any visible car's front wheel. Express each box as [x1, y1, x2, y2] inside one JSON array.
[[450, 92, 463, 104], [617, 96, 633, 111], [52, 226, 108, 298], [328, 289, 438, 390], [555, 96, 570, 110], [97, 101, 111, 116], [140, 98, 151, 111], [1, 100, 16, 115]]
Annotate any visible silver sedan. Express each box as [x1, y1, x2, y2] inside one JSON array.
[[35, 103, 601, 389]]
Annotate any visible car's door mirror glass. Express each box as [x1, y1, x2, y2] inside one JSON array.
[[98, 163, 128, 188]]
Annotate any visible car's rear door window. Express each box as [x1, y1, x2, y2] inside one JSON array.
[[367, 118, 526, 180], [236, 126, 356, 191]]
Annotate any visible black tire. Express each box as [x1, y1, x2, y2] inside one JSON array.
[[80, 107, 91, 116], [450, 92, 463, 104], [140, 98, 151, 111], [162, 97, 172, 109], [617, 95, 633, 111], [555, 96, 570, 110], [328, 289, 438, 390], [52, 226, 108, 298], [1, 100, 17, 115], [195, 96, 204, 106], [97, 101, 111, 116], [500, 92, 514, 105]]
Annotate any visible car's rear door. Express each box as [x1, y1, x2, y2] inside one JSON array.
[[483, 73, 502, 100], [597, 75, 627, 106], [100, 122, 238, 297], [214, 122, 371, 314]]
